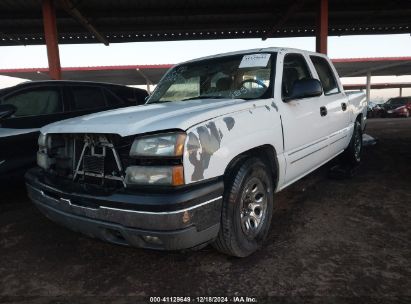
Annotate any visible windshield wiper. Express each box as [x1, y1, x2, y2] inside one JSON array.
[[181, 95, 228, 101]]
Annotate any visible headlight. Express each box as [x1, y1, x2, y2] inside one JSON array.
[[130, 132, 186, 157], [125, 165, 184, 186]]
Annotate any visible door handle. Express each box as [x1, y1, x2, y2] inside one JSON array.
[[341, 102, 347, 111], [320, 106, 328, 117]]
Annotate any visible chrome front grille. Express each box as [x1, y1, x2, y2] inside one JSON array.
[[83, 155, 105, 175], [49, 133, 129, 187]]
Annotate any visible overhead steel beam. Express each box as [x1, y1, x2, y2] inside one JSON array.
[[60, 0, 109, 46], [316, 0, 328, 54], [343, 83, 411, 90], [42, 0, 61, 80], [344, 61, 410, 77]]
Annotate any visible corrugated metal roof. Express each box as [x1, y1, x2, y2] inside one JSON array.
[[0, 0, 410, 46]]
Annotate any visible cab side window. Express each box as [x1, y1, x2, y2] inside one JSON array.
[[282, 54, 312, 99], [310, 56, 340, 95], [1, 87, 62, 117]]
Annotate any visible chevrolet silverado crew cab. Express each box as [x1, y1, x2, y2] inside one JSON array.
[[26, 48, 367, 257]]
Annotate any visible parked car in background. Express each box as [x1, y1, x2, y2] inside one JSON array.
[[0, 81, 148, 176], [367, 101, 385, 118], [382, 96, 411, 118], [26, 48, 366, 257]]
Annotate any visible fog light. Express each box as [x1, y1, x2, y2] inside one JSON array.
[[125, 165, 184, 186], [142, 235, 163, 245]]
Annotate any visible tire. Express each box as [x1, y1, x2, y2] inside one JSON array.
[[213, 157, 274, 257], [343, 120, 363, 165]]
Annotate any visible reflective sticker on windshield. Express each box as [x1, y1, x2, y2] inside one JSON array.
[[239, 53, 271, 68]]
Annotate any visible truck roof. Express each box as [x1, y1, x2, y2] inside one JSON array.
[[181, 47, 326, 65]]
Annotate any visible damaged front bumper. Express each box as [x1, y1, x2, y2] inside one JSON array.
[[25, 168, 223, 250]]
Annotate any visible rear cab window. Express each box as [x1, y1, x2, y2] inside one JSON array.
[[68, 86, 106, 111], [310, 56, 340, 95], [103, 88, 124, 107], [107, 86, 137, 105]]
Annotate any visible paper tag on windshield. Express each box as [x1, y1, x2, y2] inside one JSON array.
[[239, 53, 270, 68]]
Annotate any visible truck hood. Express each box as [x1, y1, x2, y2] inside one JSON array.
[[41, 98, 257, 137]]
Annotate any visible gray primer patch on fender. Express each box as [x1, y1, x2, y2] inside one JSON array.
[[218, 129, 224, 139], [187, 121, 222, 181], [271, 101, 279, 112], [222, 117, 235, 131]]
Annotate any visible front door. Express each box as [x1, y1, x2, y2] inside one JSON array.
[[278, 53, 332, 187]]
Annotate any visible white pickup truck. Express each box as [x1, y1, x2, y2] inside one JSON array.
[[26, 47, 367, 257]]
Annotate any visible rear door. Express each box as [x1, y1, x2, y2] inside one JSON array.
[[309, 55, 351, 155], [279, 52, 332, 186]]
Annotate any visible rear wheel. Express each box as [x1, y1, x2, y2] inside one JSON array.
[[213, 157, 274, 257], [343, 120, 363, 165]]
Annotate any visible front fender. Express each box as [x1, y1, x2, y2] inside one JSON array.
[[183, 102, 284, 185]]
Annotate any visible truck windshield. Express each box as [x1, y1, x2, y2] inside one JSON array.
[[147, 53, 276, 104]]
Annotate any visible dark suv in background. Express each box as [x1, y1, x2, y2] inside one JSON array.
[[0, 80, 148, 176]]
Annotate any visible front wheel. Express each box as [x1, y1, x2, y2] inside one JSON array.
[[213, 157, 274, 257], [343, 120, 363, 165]]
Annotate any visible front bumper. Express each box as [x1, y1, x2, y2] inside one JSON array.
[[25, 168, 223, 250]]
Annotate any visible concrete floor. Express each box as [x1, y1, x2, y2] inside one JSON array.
[[0, 118, 410, 303]]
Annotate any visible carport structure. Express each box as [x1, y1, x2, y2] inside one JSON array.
[[1, 0, 410, 78], [2, 57, 411, 97], [334, 57, 411, 100]]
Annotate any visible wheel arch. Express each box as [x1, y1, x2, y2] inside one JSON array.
[[357, 112, 367, 132], [223, 144, 279, 191]]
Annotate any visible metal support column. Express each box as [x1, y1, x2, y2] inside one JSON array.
[[399, 87, 403, 97], [366, 72, 371, 103], [136, 68, 153, 94], [316, 0, 328, 54], [42, 0, 62, 80]]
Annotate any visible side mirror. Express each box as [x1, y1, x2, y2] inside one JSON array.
[[285, 79, 323, 101], [0, 104, 17, 120]]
